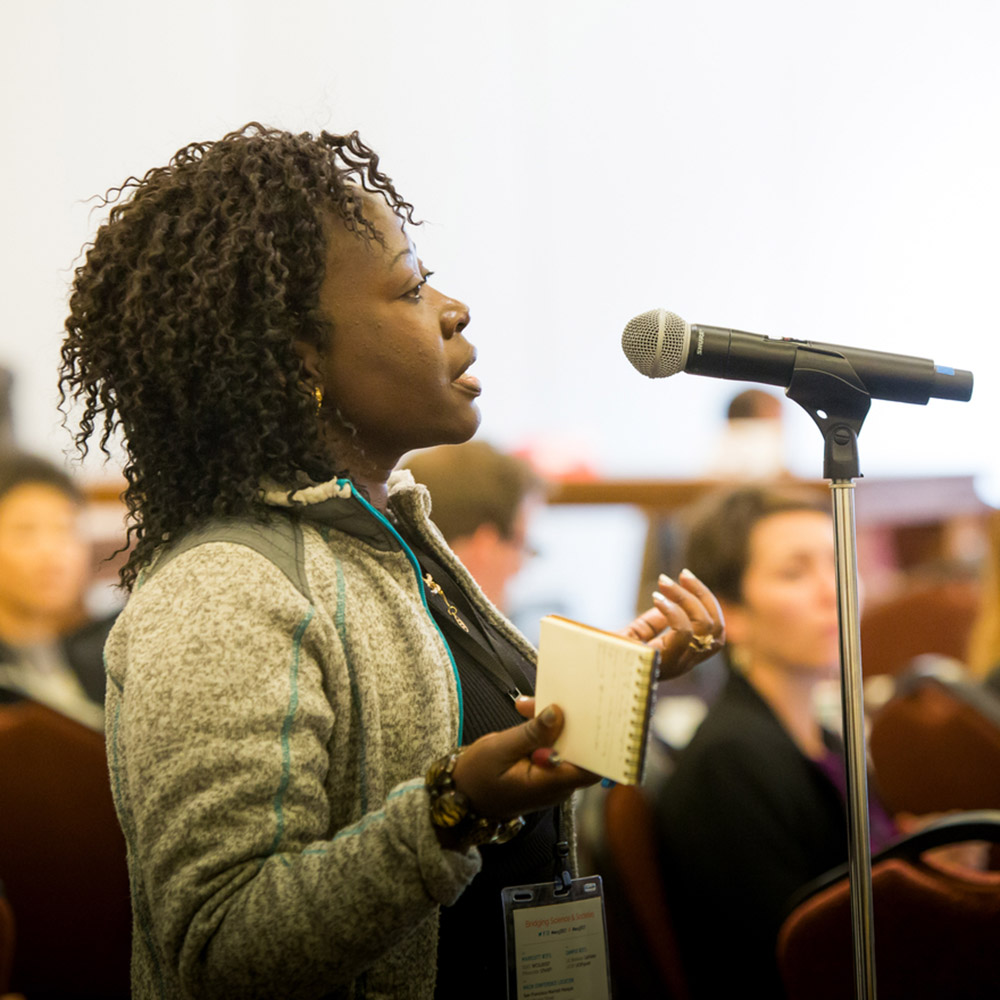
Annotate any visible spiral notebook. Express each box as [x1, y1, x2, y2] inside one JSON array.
[[534, 614, 660, 785]]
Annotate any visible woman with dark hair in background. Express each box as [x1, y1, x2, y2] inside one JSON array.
[[654, 484, 897, 999], [59, 123, 724, 999]]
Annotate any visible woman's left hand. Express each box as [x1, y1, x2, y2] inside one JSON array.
[[619, 568, 725, 680]]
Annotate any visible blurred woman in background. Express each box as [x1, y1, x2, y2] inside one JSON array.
[[654, 484, 897, 999]]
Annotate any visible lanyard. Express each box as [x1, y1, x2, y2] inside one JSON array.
[[413, 545, 534, 701]]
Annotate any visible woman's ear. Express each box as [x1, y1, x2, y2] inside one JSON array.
[[292, 339, 324, 385]]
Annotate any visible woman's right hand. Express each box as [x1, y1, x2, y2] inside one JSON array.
[[449, 702, 598, 820]]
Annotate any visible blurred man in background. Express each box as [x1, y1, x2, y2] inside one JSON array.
[[402, 440, 544, 613]]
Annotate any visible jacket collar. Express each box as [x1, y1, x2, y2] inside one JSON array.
[[260, 470, 430, 553]]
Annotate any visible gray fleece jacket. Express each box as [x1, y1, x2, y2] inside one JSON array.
[[105, 471, 568, 999]]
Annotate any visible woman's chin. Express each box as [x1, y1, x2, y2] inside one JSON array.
[[440, 407, 482, 445]]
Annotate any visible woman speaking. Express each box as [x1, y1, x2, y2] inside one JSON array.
[[59, 124, 724, 999]]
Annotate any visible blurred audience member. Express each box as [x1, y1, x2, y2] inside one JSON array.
[[966, 508, 1000, 698], [637, 388, 792, 713], [0, 453, 112, 729], [402, 440, 544, 612], [653, 484, 898, 999], [705, 387, 787, 480]]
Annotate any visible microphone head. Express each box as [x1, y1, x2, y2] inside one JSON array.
[[621, 308, 690, 378]]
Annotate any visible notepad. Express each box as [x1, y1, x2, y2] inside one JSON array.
[[534, 614, 660, 785]]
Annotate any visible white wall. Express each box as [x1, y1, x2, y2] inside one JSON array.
[[3, 0, 998, 498]]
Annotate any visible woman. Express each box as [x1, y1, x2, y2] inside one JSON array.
[[653, 485, 896, 999], [59, 124, 724, 1000]]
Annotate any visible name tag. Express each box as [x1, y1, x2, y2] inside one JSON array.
[[501, 876, 611, 999]]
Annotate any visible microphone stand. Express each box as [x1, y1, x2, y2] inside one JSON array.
[[786, 360, 877, 1000]]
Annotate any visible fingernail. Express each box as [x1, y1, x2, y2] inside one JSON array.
[[658, 573, 676, 588], [680, 568, 699, 582], [601, 778, 618, 789], [540, 705, 557, 726], [652, 591, 671, 605]]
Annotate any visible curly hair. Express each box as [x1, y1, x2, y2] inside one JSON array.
[[59, 123, 415, 589]]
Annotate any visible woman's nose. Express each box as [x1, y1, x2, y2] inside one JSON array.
[[442, 298, 471, 339]]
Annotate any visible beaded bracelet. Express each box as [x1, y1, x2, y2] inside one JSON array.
[[425, 749, 525, 851]]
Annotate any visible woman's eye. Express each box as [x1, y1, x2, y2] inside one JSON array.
[[405, 271, 434, 300], [776, 564, 807, 581]]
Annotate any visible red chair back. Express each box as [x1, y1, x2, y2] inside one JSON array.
[[0, 891, 13, 994], [0, 701, 131, 998], [778, 813, 1000, 1000], [870, 678, 1000, 815], [860, 581, 980, 678], [600, 782, 691, 1000]]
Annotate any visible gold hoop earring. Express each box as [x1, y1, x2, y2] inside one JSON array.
[[313, 385, 324, 413]]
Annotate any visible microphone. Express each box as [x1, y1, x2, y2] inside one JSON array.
[[621, 308, 973, 404]]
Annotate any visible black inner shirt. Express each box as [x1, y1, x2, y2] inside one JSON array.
[[398, 533, 560, 999]]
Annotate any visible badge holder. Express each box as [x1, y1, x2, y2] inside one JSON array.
[[502, 859, 612, 1000]]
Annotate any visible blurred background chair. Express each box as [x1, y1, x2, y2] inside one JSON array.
[[859, 578, 981, 678], [0, 700, 130, 999], [0, 887, 13, 995], [869, 670, 1000, 817], [587, 779, 691, 1000], [777, 811, 1000, 1000]]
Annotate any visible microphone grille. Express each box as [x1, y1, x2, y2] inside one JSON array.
[[621, 309, 688, 378]]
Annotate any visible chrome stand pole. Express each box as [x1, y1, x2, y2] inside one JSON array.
[[830, 480, 876, 999]]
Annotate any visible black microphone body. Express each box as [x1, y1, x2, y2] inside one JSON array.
[[622, 309, 973, 405]]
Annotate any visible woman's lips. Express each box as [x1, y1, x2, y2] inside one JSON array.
[[453, 371, 482, 395]]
